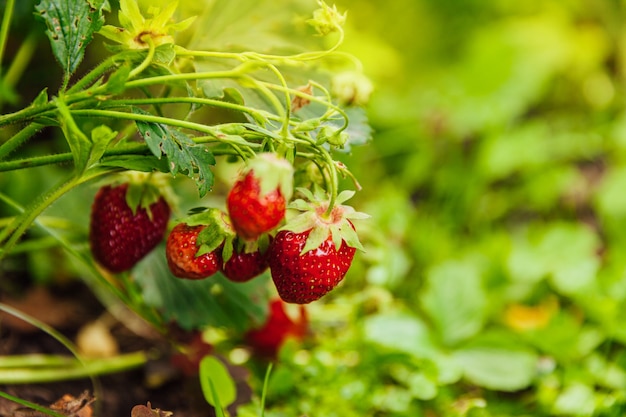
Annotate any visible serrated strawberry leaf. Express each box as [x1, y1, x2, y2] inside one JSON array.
[[35, 0, 109, 79], [134, 246, 270, 331], [132, 107, 215, 197]]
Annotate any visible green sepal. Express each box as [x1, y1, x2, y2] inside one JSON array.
[[196, 226, 226, 257], [280, 211, 317, 235], [184, 208, 236, 258], [31, 88, 49, 108], [338, 219, 364, 251], [246, 153, 294, 201], [124, 179, 162, 217], [281, 187, 369, 254], [301, 225, 330, 255], [221, 236, 234, 263], [87, 125, 117, 168]]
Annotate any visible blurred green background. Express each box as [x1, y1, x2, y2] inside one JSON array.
[[3, 0, 626, 416], [266, 0, 626, 416]]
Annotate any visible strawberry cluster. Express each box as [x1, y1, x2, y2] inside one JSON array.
[[89, 153, 367, 305]]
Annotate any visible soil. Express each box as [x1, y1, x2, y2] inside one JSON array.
[[0, 278, 252, 417]]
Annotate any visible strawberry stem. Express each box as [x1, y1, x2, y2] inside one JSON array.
[[0, 122, 44, 161], [319, 146, 339, 216], [128, 36, 156, 79]]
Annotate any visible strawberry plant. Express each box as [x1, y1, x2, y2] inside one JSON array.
[[0, 0, 371, 412], [0, 0, 371, 322]]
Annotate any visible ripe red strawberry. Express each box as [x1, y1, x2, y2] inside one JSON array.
[[165, 209, 236, 280], [227, 153, 293, 240], [245, 298, 308, 357], [269, 228, 356, 304], [268, 190, 368, 304], [90, 182, 170, 272], [165, 223, 223, 279], [222, 241, 269, 282]]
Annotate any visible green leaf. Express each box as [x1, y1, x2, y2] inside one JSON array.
[[133, 246, 269, 331], [363, 312, 438, 358], [35, 0, 109, 78], [453, 331, 538, 391], [86, 125, 117, 167], [31, 88, 49, 107], [99, 155, 170, 173], [132, 107, 216, 197], [199, 356, 237, 409], [420, 259, 487, 346], [187, 0, 324, 55], [507, 223, 600, 296], [104, 65, 131, 94], [552, 383, 596, 416], [154, 43, 177, 66]]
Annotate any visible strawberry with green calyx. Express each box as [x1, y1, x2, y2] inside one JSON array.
[[227, 153, 294, 240], [222, 237, 270, 283], [268, 189, 369, 304], [90, 173, 172, 273], [165, 208, 236, 280]]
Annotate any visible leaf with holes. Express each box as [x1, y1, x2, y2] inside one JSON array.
[[35, 0, 109, 78], [132, 107, 215, 197]]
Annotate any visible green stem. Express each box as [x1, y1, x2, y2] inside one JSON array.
[[261, 81, 350, 132], [318, 146, 339, 215], [0, 352, 147, 384], [101, 97, 271, 121], [70, 108, 234, 140], [260, 362, 273, 417], [4, 30, 38, 89], [0, 0, 15, 80], [262, 63, 291, 137], [0, 354, 82, 368], [0, 391, 66, 417], [0, 174, 81, 259], [66, 55, 119, 94], [174, 26, 347, 64], [0, 302, 93, 385], [0, 136, 262, 172], [128, 36, 156, 79], [0, 122, 44, 160], [0, 88, 95, 127], [0, 152, 78, 172], [123, 67, 247, 90]]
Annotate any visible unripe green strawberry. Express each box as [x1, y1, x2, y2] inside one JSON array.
[[90, 183, 170, 272], [268, 189, 368, 304], [227, 153, 294, 240]]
